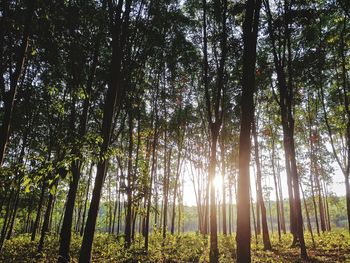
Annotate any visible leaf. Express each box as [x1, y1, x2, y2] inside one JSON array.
[[49, 184, 57, 195], [25, 184, 31, 193]]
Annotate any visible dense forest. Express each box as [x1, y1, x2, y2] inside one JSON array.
[[0, 0, 350, 262]]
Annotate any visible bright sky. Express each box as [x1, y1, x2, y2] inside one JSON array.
[[182, 164, 346, 207]]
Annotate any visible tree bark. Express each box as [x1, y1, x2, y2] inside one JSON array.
[[264, 0, 308, 257], [145, 112, 158, 251], [80, 162, 94, 236], [125, 111, 134, 248], [236, 0, 261, 261], [209, 129, 219, 263], [252, 119, 271, 250], [220, 140, 227, 235], [31, 180, 46, 241], [79, 1, 131, 261], [0, 0, 35, 165], [38, 179, 58, 253]]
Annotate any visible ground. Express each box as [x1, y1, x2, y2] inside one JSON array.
[[0, 230, 349, 262]]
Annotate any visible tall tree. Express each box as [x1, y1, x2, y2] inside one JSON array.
[[202, 0, 228, 261], [79, 1, 132, 261], [0, 0, 36, 165], [252, 118, 271, 250], [236, 0, 261, 261], [263, 0, 308, 258]]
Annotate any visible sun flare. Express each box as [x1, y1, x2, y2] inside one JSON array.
[[213, 175, 223, 192]]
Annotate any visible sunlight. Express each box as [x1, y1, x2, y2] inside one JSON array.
[[213, 174, 223, 193]]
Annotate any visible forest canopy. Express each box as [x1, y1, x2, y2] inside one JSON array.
[[0, 0, 349, 262]]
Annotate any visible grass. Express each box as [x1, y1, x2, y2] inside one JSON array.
[[0, 230, 349, 262]]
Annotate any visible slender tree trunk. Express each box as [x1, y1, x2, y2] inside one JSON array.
[[38, 180, 58, 253], [220, 141, 227, 235], [80, 163, 93, 236], [144, 118, 158, 250], [310, 176, 320, 235], [162, 147, 172, 240], [25, 191, 35, 233], [307, 101, 320, 236], [268, 195, 274, 235], [117, 194, 122, 235], [131, 209, 138, 241], [300, 184, 315, 248], [0, 188, 15, 250], [250, 186, 258, 246], [79, 2, 131, 261], [32, 180, 46, 241], [276, 160, 286, 234], [171, 149, 182, 235], [112, 169, 120, 234], [57, 0, 105, 258], [271, 151, 281, 240], [58, 162, 81, 262], [208, 130, 219, 263], [323, 182, 331, 231], [264, 0, 308, 257], [252, 119, 271, 250], [255, 183, 261, 236], [264, 0, 297, 239], [5, 190, 20, 240], [228, 179, 233, 235], [315, 168, 326, 232], [236, 0, 261, 261], [0, 0, 35, 165], [0, 188, 9, 218], [202, 0, 228, 260], [125, 111, 134, 248]]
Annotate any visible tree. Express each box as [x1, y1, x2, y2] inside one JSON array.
[[57, 1, 106, 261], [252, 118, 271, 250], [236, 0, 261, 261], [202, 0, 228, 261], [263, 0, 308, 258], [79, 1, 132, 261], [0, 0, 36, 165]]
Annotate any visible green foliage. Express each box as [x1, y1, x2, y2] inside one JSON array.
[[1, 231, 350, 262]]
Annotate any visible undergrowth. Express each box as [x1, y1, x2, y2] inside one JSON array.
[[0, 230, 349, 262]]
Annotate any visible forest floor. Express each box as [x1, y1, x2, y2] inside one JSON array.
[[0, 230, 349, 262]]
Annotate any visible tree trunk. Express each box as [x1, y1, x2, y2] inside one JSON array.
[[0, 188, 15, 250], [236, 0, 261, 261], [220, 141, 227, 235], [276, 160, 286, 234], [300, 184, 315, 248], [209, 130, 219, 263], [250, 186, 258, 246], [144, 118, 158, 250], [57, 0, 105, 258], [271, 149, 281, 240], [5, 190, 20, 240], [58, 162, 81, 262], [323, 182, 331, 231], [79, 2, 131, 261], [32, 180, 46, 241], [228, 178, 233, 235], [162, 146, 172, 240], [264, 0, 308, 257], [38, 180, 57, 253], [125, 111, 134, 248], [112, 169, 120, 234], [0, 0, 35, 165], [315, 167, 326, 232], [171, 149, 182, 235], [80, 162, 93, 236], [252, 119, 271, 250]]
